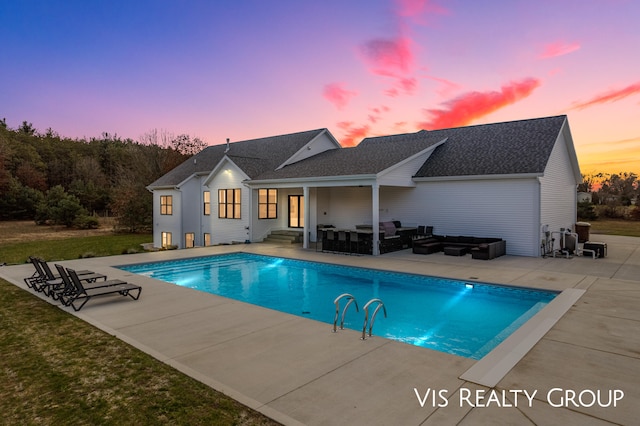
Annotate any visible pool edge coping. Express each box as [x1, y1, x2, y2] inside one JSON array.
[[459, 287, 585, 387]]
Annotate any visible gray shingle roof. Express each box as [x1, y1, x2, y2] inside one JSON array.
[[147, 129, 327, 187], [252, 130, 446, 180], [149, 115, 569, 187], [414, 115, 567, 177]]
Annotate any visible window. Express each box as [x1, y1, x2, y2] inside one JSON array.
[[258, 189, 278, 219], [161, 232, 172, 248], [160, 195, 173, 215], [203, 191, 210, 215], [185, 233, 195, 248], [218, 188, 241, 218], [204, 233, 211, 246]]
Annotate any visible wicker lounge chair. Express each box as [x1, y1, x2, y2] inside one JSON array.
[[65, 268, 142, 311]]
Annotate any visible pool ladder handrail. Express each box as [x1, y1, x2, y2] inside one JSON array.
[[361, 298, 387, 340], [333, 293, 359, 332]]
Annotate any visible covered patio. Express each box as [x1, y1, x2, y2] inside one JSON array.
[[248, 181, 420, 255]]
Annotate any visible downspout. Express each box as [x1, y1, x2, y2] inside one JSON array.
[[536, 176, 543, 257]]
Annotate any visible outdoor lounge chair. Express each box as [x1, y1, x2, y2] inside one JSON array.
[[24, 256, 45, 290], [24, 256, 100, 294], [65, 268, 142, 311], [52, 264, 113, 304]]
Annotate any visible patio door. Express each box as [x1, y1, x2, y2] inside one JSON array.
[[288, 195, 304, 228]]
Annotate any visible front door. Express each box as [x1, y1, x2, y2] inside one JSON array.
[[288, 195, 304, 228]]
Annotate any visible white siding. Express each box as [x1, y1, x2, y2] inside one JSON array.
[[251, 187, 306, 241], [406, 180, 540, 256], [378, 151, 433, 187], [180, 177, 203, 247], [153, 189, 182, 248], [315, 187, 372, 229], [251, 188, 273, 242], [540, 132, 578, 237], [280, 132, 338, 167], [379, 187, 420, 225], [206, 162, 251, 245]]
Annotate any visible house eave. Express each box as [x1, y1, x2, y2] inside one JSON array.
[[246, 174, 378, 187], [413, 172, 543, 182], [146, 184, 179, 192]]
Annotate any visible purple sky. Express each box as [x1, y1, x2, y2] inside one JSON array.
[[2, 0, 639, 173]]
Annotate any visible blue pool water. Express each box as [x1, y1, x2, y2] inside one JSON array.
[[119, 253, 557, 359]]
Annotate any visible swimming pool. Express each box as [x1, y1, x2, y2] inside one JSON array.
[[119, 253, 557, 359]]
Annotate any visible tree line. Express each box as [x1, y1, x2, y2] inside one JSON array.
[[0, 119, 206, 231], [2, 118, 636, 230], [578, 172, 639, 220]]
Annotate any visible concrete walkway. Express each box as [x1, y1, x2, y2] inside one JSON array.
[[1, 234, 638, 425]]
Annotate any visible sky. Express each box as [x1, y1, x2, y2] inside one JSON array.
[[1, 0, 639, 175]]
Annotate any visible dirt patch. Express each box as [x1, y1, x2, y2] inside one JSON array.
[[0, 218, 117, 244]]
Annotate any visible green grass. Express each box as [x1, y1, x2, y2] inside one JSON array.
[[0, 279, 277, 425], [588, 219, 640, 237], [0, 234, 153, 265]]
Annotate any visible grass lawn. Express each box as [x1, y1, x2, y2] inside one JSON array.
[[588, 219, 640, 237], [0, 279, 278, 425], [0, 234, 153, 265], [0, 221, 279, 425]]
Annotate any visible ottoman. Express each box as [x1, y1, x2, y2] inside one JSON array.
[[444, 246, 469, 256]]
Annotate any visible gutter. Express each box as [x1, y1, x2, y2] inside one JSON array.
[[413, 172, 543, 182], [245, 174, 378, 186]]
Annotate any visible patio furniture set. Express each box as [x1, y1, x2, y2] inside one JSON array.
[[318, 221, 418, 255], [412, 234, 506, 260], [23, 256, 142, 311]]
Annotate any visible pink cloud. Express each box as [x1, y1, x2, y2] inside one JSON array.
[[336, 121, 371, 147], [538, 41, 581, 59], [394, 121, 409, 131], [370, 105, 390, 115], [395, 0, 448, 21], [360, 36, 421, 97], [424, 75, 461, 98], [568, 81, 640, 110], [367, 105, 391, 124], [360, 36, 414, 76], [385, 87, 400, 97], [356, 0, 449, 98], [322, 82, 357, 110], [419, 78, 542, 129], [399, 77, 418, 93]]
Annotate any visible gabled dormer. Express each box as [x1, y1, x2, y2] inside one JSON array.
[[276, 128, 341, 170]]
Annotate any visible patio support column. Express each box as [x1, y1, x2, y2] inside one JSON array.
[[372, 182, 380, 255], [303, 185, 310, 249]]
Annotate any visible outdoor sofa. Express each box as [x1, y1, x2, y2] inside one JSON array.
[[412, 235, 506, 259]]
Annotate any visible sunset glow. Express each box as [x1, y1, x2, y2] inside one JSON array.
[[1, 0, 638, 175]]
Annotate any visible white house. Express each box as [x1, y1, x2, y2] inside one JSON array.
[[577, 191, 593, 203], [147, 115, 581, 257]]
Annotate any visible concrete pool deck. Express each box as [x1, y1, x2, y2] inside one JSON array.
[[1, 234, 639, 425]]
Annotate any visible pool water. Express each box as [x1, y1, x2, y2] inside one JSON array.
[[119, 253, 557, 359]]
